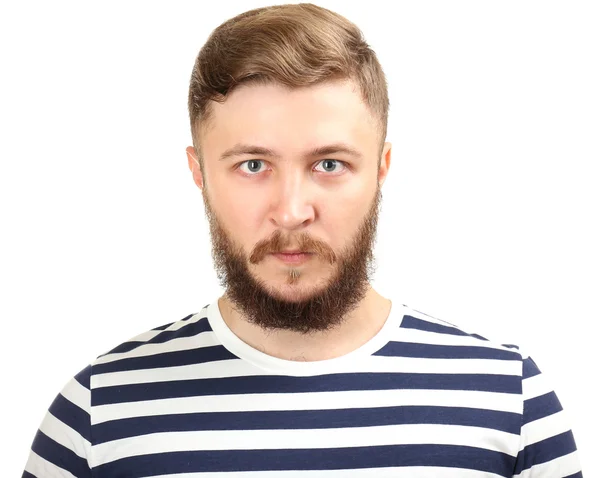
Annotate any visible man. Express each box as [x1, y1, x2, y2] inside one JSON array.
[[23, 3, 582, 477]]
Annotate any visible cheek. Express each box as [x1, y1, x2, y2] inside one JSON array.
[[217, 192, 263, 243], [324, 189, 372, 239], [334, 206, 362, 236]]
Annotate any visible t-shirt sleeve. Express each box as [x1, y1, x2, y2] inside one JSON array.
[[22, 365, 93, 478], [512, 355, 583, 477]]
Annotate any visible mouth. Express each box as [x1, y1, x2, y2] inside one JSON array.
[[271, 252, 313, 264]]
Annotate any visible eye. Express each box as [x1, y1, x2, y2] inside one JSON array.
[[237, 159, 347, 176], [237, 159, 265, 175], [314, 159, 347, 174]]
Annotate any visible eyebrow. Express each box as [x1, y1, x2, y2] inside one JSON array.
[[218, 143, 363, 161]]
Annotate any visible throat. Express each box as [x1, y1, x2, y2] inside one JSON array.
[[217, 290, 392, 362]]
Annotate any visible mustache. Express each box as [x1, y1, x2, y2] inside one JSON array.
[[249, 231, 336, 265]]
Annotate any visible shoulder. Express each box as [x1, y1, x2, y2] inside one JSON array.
[[88, 303, 230, 377], [393, 304, 526, 362]]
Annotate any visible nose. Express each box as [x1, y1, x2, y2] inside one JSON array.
[[269, 172, 315, 231]]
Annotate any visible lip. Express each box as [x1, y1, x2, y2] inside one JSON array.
[[272, 252, 313, 264]]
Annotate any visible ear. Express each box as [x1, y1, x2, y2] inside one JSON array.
[[186, 146, 204, 190], [378, 142, 392, 188]]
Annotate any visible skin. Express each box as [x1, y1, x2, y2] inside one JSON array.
[[186, 79, 392, 361]]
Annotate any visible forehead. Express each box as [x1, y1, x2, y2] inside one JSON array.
[[201, 80, 379, 159]]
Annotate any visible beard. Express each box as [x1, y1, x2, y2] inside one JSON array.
[[201, 184, 382, 334]]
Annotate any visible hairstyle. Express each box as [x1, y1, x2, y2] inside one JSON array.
[[187, 3, 389, 174]]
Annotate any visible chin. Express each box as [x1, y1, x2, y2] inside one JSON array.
[[265, 278, 330, 302]]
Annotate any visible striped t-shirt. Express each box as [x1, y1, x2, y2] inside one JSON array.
[[22, 299, 583, 477]]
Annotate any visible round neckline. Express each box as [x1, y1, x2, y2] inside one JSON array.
[[205, 298, 405, 376]]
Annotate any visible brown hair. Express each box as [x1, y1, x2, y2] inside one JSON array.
[[188, 3, 389, 174]]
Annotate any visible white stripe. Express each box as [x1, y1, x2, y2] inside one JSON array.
[[59, 377, 90, 412], [519, 410, 573, 449], [40, 411, 91, 460], [522, 372, 552, 401], [160, 312, 206, 332], [91, 423, 517, 467], [97, 316, 201, 351], [92, 388, 522, 425], [389, 327, 520, 351], [148, 468, 505, 478], [24, 450, 77, 478], [398, 309, 504, 345], [512, 450, 581, 477], [399, 307, 458, 326], [93, 359, 257, 386], [92, 355, 523, 388], [364, 356, 520, 375], [107, 312, 207, 345], [117, 329, 163, 344], [92, 329, 221, 366]]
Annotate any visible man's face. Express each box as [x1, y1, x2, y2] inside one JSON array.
[[189, 80, 391, 333]]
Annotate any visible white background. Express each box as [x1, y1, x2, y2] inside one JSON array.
[[1, 0, 598, 475]]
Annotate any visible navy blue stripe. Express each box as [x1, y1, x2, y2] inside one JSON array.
[[147, 317, 213, 343], [401, 315, 471, 336], [152, 315, 194, 330], [375, 341, 521, 360], [565, 472, 583, 478], [513, 430, 577, 474], [93, 372, 521, 406], [470, 333, 490, 341], [93, 345, 237, 375], [30, 430, 91, 478], [399, 316, 516, 347], [99, 314, 212, 357], [74, 365, 91, 390], [48, 393, 91, 442], [101, 340, 146, 355], [21, 472, 36, 478], [523, 356, 542, 379], [99, 317, 213, 357], [93, 405, 522, 444], [523, 391, 563, 425], [94, 444, 514, 476], [502, 343, 520, 350], [152, 322, 176, 331], [151, 314, 195, 329], [401, 316, 490, 343]]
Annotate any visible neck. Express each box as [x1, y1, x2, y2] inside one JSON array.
[[217, 287, 392, 361]]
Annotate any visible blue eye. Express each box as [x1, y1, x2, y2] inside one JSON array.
[[315, 159, 345, 173], [237, 159, 346, 175], [239, 160, 264, 174]]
